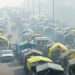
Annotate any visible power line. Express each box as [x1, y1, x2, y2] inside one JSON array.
[[26, 0, 30, 23], [39, 0, 41, 16], [32, 0, 35, 17], [48, 0, 50, 18], [53, 0, 55, 41]]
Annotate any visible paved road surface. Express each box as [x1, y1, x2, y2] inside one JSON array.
[[0, 60, 25, 75]]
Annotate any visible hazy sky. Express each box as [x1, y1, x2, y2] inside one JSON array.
[[0, 0, 75, 27], [0, 0, 74, 9], [0, 0, 24, 8], [0, 0, 47, 8], [0, 0, 75, 8]]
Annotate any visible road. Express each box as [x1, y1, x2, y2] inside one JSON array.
[[0, 60, 25, 75]]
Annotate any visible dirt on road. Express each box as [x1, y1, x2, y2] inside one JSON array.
[[0, 61, 25, 75]]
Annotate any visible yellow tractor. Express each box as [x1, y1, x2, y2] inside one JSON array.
[[48, 42, 68, 64], [23, 50, 43, 72], [59, 49, 75, 75], [25, 56, 64, 75]]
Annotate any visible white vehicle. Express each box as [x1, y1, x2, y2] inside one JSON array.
[[0, 50, 14, 62]]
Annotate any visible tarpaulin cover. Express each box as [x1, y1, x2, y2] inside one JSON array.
[[48, 42, 68, 58], [36, 63, 64, 72], [27, 56, 52, 70]]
